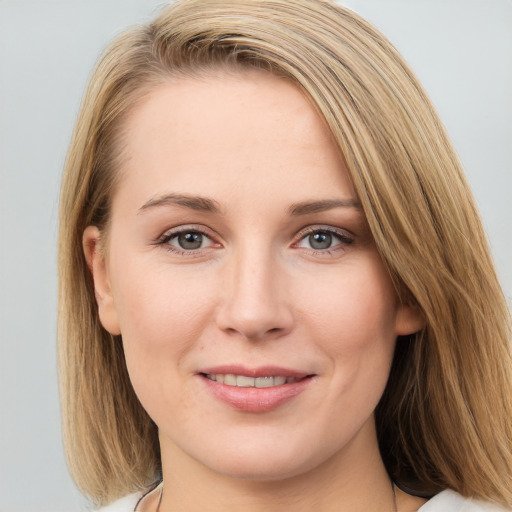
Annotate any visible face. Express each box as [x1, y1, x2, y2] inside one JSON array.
[[84, 69, 422, 482]]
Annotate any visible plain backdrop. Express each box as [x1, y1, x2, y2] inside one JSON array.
[[0, 1, 510, 510]]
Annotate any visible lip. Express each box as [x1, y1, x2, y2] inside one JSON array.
[[198, 365, 315, 413], [199, 365, 311, 379]]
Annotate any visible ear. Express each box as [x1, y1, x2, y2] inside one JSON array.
[[395, 303, 425, 336], [83, 226, 121, 336]]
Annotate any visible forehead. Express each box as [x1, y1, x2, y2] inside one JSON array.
[[113, 68, 356, 213]]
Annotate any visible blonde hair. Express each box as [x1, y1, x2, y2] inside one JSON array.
[[58, 0, 512, 507]]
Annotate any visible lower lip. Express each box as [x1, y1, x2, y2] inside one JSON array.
[[201, 375, 313, 413]]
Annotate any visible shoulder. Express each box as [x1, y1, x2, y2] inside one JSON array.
[[419, 490, 510, 512], [96, 492, 143, 512], [95, 488, 511, 512], [96, 483, 162, 512]]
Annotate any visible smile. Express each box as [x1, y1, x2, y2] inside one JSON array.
[[199, 368, 314, 413], [204, 374, 301, 387]]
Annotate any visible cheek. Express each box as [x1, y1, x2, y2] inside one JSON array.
[[109, 259, 219, 400], [297, 264, 398, 348], [112, 256, 215, 340], [295, 262, 398, 399]]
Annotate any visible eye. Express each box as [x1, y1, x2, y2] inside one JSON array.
[[295, 228, 353, 252], [159, 228, 216, 253], [173, 231, 209, 250], [304, 231, 334, 250]]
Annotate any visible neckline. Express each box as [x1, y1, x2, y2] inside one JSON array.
[[134, 482, 163, 512]]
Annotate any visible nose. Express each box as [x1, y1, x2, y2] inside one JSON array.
[[215, 246, 294, 341]]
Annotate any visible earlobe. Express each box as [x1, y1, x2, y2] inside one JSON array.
[[83, 226, 121, 336], [395, 303, 425, 336]]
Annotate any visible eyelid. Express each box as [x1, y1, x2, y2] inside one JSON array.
[[153, 223, 355, 256], [157, 223, 213, 240], [155, 224, 222, 254], [295, 225, 354, 240], [293, 225, 355, 252]]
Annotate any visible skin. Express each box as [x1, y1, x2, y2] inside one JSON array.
[[84, 69, 426, 511]]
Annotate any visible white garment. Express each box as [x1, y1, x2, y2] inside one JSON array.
[[97, 488, 510, 511], [98, 493, 140, 512], [418, 490, 509, 511]]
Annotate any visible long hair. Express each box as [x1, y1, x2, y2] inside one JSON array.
[[58, 0, 512, 507]]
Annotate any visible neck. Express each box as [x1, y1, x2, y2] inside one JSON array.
[[158, 421, 397, 512]]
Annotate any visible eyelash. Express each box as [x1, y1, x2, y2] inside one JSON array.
[[155, 225, 217, 256], [155, 225, 354, 256], [293, 226, 354, 255]]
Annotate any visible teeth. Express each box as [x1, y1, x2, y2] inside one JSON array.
[[205, 374, 300, 388], [223, 374, 237, 386], [255, 376, 274, 388], [236, 375, 255, 387]]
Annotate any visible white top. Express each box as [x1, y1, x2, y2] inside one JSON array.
[[419, 490, 509, 511], [98, 487, 510, 511]]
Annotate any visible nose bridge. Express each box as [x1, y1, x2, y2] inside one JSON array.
[[216, 238, 292, 340]]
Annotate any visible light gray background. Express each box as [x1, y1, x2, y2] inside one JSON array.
[[0, 1, 510, 511]]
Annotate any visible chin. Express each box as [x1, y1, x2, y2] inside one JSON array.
[[208, 458, 311, 482], [194, 437, 328, 483]]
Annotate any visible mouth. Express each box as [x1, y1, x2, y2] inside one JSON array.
[[202, 374, 305, 388], [198, 366, 315, 413]]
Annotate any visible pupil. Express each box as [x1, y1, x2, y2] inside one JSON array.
[[310, 232, 332, 250], [178, 232, 202, 250]]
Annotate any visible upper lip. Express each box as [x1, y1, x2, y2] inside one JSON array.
[[199, 365, 312, 379]]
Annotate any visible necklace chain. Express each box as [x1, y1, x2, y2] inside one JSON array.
[[154, 481, 398, 512], [155, 484, 163, 512], [392, 482, 398, 512]]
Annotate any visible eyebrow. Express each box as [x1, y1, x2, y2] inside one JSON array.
[[138, 193, 222, 214], [138, 194, 361, 216], [288, 198, 361, 216]]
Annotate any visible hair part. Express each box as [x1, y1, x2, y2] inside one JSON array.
[[58, 0, 512, 506]]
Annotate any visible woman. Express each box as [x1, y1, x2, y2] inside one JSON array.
[[58, 1, 512, 511]]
